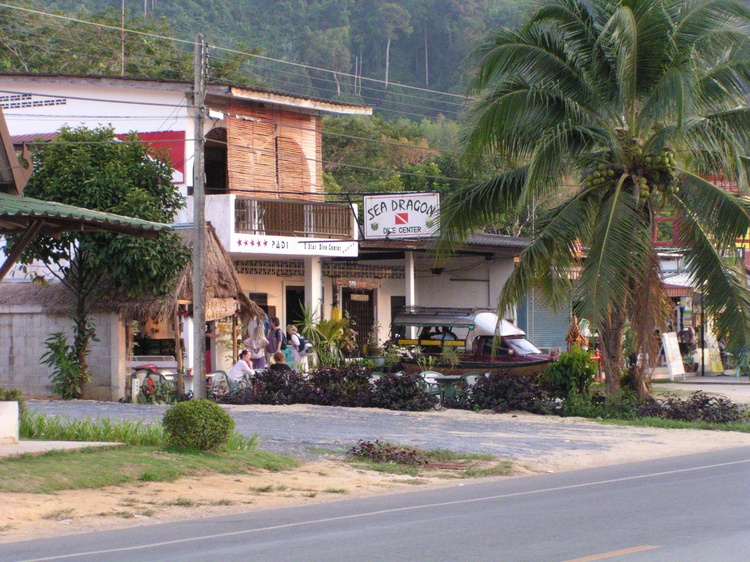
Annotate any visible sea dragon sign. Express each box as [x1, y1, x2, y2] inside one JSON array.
[[363, 193, 440, 239]]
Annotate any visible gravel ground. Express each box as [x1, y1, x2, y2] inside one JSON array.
[[26, 399, 657, 461]]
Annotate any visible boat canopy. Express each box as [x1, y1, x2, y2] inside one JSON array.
[[391, 307, 526, 337]]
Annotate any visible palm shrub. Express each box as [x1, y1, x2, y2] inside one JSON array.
[[162, 400, 234, 451], [41, 331, 90, 400], [442, 0, 750, 398], [540, 347, 598, 397]]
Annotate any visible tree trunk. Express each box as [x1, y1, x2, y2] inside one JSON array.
[[385, 36, 391, 89], [424, 22, 429, 86], [333, 71, 341, 96], [600, 306, 626, 396], [73, 298, 93, 396]]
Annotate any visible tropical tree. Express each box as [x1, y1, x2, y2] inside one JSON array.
[[442, 0, 750, 396], [14, 126, 189, 397]]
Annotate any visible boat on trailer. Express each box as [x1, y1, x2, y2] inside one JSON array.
[[390, 307, 552, 376]]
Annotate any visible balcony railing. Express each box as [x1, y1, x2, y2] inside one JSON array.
[[235, 198, 353, 238]]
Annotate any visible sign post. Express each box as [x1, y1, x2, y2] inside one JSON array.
[[363, 193, 440, 239], [661, 331, 685, 381]]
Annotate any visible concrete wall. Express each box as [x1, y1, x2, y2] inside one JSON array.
[[0, 306, 126, 401]]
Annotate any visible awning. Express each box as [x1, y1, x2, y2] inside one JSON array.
[[0, 192, 172, 281], [0, 192, 172, 238], [392, 307, 481, 329]]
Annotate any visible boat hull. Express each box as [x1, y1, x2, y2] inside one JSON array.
[[400, 359, 550, 377]]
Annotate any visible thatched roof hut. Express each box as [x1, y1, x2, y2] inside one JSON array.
[[0, 223, 261, 322]]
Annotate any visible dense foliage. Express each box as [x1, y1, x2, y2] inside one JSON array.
[[639, 391, 745, 424], [540, 347, 598, 397], [14, 0, 536, 100], [216, 367, 437, 411], [162, 399, 235, 450]]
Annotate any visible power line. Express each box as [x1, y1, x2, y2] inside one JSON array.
[[0, 2, 469, 106], [1, 87, 463, 156]]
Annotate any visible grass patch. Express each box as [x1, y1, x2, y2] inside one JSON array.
[[322, 488, 348, 494], [0, 446, 299, 494], [305, 446, 345, 456], [356, 461, 421, 476], [20, 412, 259, 452], [602, 416, 750, 432], [43, 508, 74, 520], [463, 461, 514, 478], [166, 497, 195, 507]]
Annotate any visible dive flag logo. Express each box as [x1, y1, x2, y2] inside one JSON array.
[[395, 213, 409, 225]]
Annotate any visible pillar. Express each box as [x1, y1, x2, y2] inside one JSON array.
[[405, 251, 416, 338], [304, 256, 323, 322]]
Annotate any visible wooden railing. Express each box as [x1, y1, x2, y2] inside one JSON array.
[[235, 198, 353, 238]]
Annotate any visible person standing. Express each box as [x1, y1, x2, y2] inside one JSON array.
[[286, 324, 308, 372], [266, 317, 284, 365], [244, 324, 269, 370]]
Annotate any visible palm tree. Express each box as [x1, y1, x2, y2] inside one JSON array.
[[442, 0, 750, 396]]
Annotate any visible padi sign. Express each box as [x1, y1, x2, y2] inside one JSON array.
[[364, 193, 440, 239]]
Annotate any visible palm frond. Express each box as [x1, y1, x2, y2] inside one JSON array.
[[672, 193, 750, 350], [575, 176, 651, 328], [437, 167, 529, 254], [496, 187, 599, 318]]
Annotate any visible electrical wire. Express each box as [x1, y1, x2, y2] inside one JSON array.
[[1, 85, 465, 157], [0, 2, 470, 107]]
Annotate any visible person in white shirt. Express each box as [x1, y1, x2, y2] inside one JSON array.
[[228, 349, 255, 381], [244, 324, 269, 370], [286, 324, 308, 373]]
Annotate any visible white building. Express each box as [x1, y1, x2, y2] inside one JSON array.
[[0, 73, 529, 395]]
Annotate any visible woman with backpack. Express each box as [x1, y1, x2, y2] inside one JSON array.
[[286, 324, 309, 373]]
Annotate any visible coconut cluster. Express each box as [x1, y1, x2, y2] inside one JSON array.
[[581, 148, 678, 207]]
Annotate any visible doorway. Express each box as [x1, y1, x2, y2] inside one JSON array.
[[285, 285, 305, 329], [343, 288, 375, 349]]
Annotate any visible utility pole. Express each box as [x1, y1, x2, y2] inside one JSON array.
[[192, 34, 207, 399]]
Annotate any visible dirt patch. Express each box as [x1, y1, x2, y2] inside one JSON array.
[[3, 412, 750, 544]]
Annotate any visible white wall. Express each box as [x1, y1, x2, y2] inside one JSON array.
[[0, 306, 124, 400]]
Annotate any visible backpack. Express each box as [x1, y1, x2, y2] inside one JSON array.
[[278, 329, 288, 351], [297, 334, 308, 354]]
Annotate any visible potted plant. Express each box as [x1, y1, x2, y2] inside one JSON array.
[[365, 322, 385, 366], [383, 344, 402, 373], [683, 354, 697, 372]]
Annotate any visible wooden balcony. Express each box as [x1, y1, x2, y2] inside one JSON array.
[[235, 197, 354, 238]]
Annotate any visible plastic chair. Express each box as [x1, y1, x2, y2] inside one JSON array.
[[461, 372, 483, 388], [419, 371, 442, 398]]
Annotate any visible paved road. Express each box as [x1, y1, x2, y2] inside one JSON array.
[[3, 447, 749, 561], [26, 399, 659, 461]]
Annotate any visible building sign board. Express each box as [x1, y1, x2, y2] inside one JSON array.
[[231, 234, 358, 257], [661, 331, 685, 381], [363, 193, 440, 239]]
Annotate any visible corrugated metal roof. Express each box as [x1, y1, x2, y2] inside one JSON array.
[[0, 72, 372, 114], [0, 192, 172, 237], [10, 132, 58, 144]]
